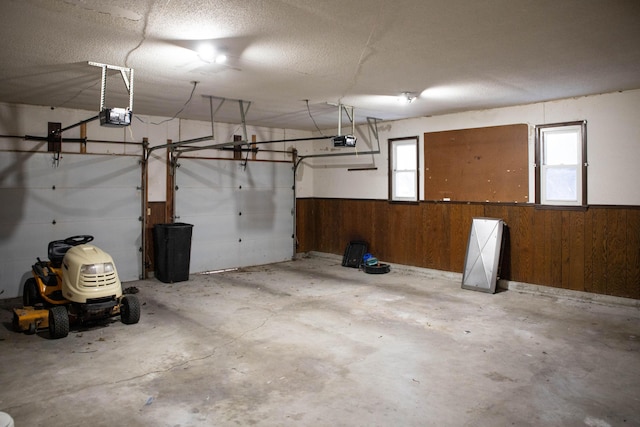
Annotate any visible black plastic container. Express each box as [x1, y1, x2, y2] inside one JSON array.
[[153, 223, 193, 283]]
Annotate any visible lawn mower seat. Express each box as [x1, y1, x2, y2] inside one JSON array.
[[48, 240, 73, 268]]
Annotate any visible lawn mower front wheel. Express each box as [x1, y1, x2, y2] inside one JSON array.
[[49, 306, 69, 339], [120, 295, 140, 325]]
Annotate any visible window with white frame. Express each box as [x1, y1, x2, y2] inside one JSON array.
[[389, 136, 419, 202], [535, 121, 587, 206]]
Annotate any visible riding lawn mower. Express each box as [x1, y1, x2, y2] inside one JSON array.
[[13, 235, 140, 339]]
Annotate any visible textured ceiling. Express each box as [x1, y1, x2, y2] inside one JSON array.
[[1, 0, 639, 131]]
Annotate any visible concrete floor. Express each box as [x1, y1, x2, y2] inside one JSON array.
[[1, 254, 639, 427]]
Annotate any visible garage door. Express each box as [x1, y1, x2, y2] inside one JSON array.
[[0, 152, 142, 298], [174, 158, 294, 273]]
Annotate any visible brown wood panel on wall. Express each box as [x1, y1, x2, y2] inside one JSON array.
[[295, 198, 316, 253], [145, 201, 167, 274], [589, 208, 608, 295], [371, 201, 389, 259], [318, 199, 341, 253], [165, 143, 174, 223], [566, 210, 586, 291], [606, 209, 628, 297], [424, 124, 529, 203], [383, 204, 414, 265], [449, 203, 484, 272], [296, 198, 640, 300], [627, 209, 640, 296], [423, 203, 448, 269]]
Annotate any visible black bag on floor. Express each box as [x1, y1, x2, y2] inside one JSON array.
[[342, 240, 368, 268]]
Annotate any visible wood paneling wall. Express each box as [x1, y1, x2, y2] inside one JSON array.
[[296, 198, 640, 300]]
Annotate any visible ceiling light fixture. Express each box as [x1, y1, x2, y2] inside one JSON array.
[[196, 43, 227, 64], [214, 53, 227, 64], [399, 92, 416, 104]]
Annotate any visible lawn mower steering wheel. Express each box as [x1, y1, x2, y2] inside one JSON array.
[[64, 235, 94, 246]]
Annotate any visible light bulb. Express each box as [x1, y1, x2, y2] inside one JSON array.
[[197, 44, 216, 63]]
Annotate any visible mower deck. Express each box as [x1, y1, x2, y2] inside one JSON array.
[[13, 306, 49, 333]]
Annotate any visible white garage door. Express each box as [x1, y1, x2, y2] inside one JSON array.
[[175, 158, 294, 273], [0, 152, 142, 298]]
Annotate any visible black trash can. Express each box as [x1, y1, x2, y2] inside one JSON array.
[[153, 223, 193, 283]]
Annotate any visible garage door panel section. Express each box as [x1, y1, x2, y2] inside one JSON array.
[[238, 189, 292, 231], [239, 211, 293, 235], [196, 239, 242, 270], [192, 216, 240, 242], [20, 155, 139, 188], [179, 159, 240, 188], [177, 187, 236, 215], [237, 236, 293, 267], [0, 153, 141, 298], [176, 159, 293, 273], [244, 162, 293, 188]]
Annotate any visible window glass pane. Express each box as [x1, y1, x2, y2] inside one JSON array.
[[394, 171, 416, 198], [545, 167, 577, 201], [389, 137, 419, 202], [544, 130, 578, 165], [395, 144, 416, 170], [536, 121, 585, 206]]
